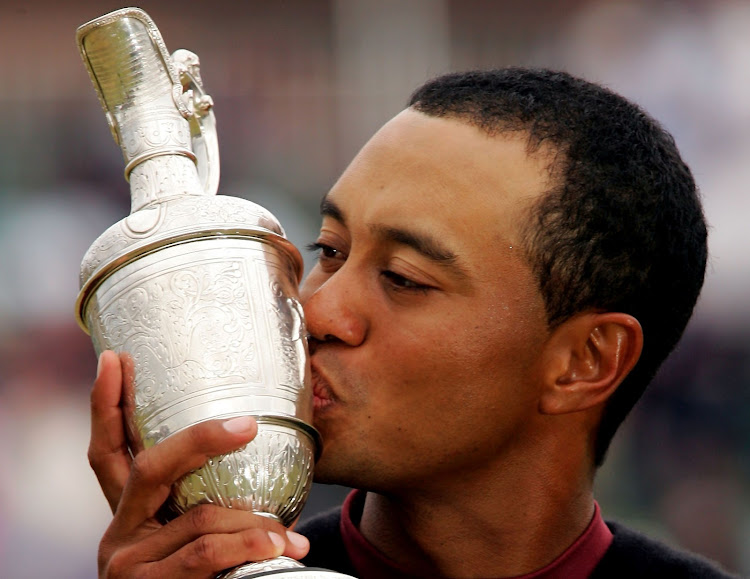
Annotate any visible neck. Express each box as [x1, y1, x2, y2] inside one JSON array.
[[129, 155, 206, 212], [359, 449, 595, 577]]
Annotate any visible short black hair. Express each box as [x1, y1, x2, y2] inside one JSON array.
[[408, 68, 708, 465]]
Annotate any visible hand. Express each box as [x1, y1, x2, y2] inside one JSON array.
[[89, 350, 310, 578]]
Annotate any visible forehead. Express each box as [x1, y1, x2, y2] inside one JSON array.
[[327, 109, 553, 253]]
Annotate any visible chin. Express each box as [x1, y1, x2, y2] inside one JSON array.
[[311, 452, 337, 484], [312, 453, 361, 488]]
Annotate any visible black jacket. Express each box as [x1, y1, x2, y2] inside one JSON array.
[[298, 507, 738, 578]]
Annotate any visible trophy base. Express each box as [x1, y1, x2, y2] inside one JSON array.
[[217, 556, 355, 578]]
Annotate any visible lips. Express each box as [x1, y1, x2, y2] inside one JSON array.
[[310, 360, 335, 411]]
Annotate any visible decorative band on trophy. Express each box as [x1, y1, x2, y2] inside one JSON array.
[[124, 148, 198, 180]]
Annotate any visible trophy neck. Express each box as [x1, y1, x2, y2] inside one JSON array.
[[129, 155, 207, 213], [77, 8, 213, 213]]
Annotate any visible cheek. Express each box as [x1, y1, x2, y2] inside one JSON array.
[[371, 319, 491, 407], [389, 309, 544, 410]]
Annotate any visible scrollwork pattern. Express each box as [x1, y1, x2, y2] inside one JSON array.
[[165, 195, 282, 233], [79, 195, 283, 284], [119, 105, 191, 160], [268, 279, 308, 395], [129, 155, 203, 212], [173, 426, 315, 525], [93, 259, 261, 421]]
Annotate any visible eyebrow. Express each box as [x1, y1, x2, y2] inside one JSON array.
[[319, 196, 469, 278], [372, 225, 459, 266], [320, 196, 346, 225]]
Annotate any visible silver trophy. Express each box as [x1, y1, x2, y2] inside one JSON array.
[[75, 8, 353, 578]]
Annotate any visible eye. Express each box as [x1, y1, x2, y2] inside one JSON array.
[[381, 270, 432, 293], [307, 242, 338, 258], [306, 242, 347, 271]]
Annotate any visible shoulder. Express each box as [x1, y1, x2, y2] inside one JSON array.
[[297, 506, 356, 574], [591, 520, 739, 578]]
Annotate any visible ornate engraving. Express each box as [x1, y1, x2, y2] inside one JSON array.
[[79, 196, 284, 284], [79, 223, 134, 285], [90, 258, 260, 429], [268, 278, 308, 395], [129, 155, 203, 212], [123, 204, 164, 238], [119, 106, 192, 160], [173, 426, 315, 525], [166, 195, 283, 233]]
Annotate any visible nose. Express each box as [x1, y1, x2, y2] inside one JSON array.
[[300, 266, 368, 348]]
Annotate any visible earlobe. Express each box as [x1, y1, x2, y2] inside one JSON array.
[[539, 313, 643, 415]]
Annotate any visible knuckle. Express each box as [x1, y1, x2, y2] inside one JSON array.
[[188, 534, 219, 568], [102, 546, 131, 578], [129, 452, 156, 486], [189, 504, 219, 529], [240, 527, 270, 552], [87, 444, 110, 471]]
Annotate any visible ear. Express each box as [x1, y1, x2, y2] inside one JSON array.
[[539, 312, 643, 415]]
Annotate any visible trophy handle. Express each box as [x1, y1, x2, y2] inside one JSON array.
[[173, 49, 220, 196]]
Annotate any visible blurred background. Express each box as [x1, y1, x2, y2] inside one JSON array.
[[0, 0, 748, 576]]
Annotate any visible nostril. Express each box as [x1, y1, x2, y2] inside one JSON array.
[[307, 334, 338, 354]]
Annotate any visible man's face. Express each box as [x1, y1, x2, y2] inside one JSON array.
[[300, 109, 554, 492]]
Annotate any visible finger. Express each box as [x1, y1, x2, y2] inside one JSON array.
[[89, 350, 131, 513], [159, 527, 305, 578], [115, 416, 258, 531], [126, 505, 310, 563]]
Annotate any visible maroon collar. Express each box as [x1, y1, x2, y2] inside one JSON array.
[[340, 489, 612, 579]]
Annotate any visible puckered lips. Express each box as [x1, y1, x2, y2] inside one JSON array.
[[311, 359, 335, 412]]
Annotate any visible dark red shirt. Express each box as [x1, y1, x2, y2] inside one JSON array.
[[340, 490, 613, 578]]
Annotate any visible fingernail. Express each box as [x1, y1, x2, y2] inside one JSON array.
[[268, 531, 285, 554], [286, 530, 309, 550], [96, 353, 105, 379], [222, 416, 254, 433]]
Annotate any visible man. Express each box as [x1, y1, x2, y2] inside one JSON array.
[[89, 68, 734, 577]]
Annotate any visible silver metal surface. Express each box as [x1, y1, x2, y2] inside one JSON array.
[[75, 9, 353, 577], [218, 557, 349, 578]]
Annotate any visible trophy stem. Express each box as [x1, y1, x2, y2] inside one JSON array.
[[217, 556, 355, 578], [217, 556, 305, 578], [253, 512, 283, 524]]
